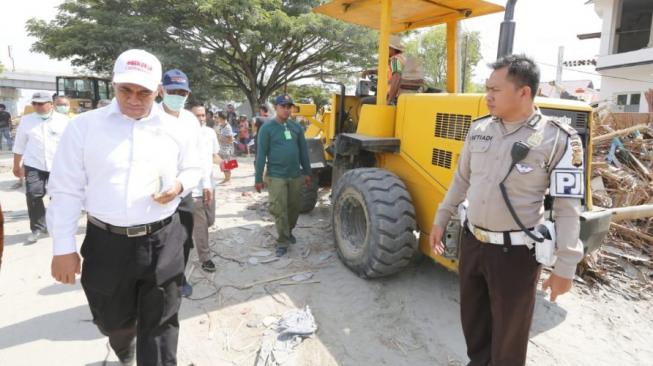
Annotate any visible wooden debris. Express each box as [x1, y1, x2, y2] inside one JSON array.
[[581, 104, 653, 298], [611, 223, 653, 243], [593, 124, 649, 143]]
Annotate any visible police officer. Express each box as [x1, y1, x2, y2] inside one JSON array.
[[254, 95, 312, 257], [13, 92, 70, 244], [159, 69, 201, 296], [47, 49, 201, 366], [430, 55, 584, 366]]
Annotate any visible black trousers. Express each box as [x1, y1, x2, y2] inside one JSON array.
[[459, 228, 542, 366], [24, 165, 49, 232], [177, 194, 194, 286], [80, 213, 186, 366]]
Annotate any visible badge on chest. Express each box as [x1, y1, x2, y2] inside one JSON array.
[[284, 129, 292, 140]]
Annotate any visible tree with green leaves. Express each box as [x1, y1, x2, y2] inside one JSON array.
[[26, 0, 376, 111], [281, 84, 331, 110], [404, 26, 483, 92]]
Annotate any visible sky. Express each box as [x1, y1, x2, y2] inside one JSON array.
[[1, 0, 604, 101], [462, 0, 603, 86]]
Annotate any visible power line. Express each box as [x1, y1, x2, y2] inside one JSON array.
[[536, 60, 653, 84]]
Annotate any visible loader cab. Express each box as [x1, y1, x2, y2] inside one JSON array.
[[56, 76, 113, 113]]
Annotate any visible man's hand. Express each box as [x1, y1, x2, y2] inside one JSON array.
[[153, 181, 183, 204], [304, 175, 312, 188], [255, 182, 265, 193], [429, 224, 446, 255], [542, 273, 573, 302], [12, 165, 24, 178], [51, 253, 81, 284], [203, 188, 214, 206]]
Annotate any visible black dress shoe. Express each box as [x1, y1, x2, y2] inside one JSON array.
[[275, 247, 288, 257], [201, 260, 216, 273]]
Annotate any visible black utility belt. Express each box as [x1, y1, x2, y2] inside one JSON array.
[[88, 215, 173, 237]]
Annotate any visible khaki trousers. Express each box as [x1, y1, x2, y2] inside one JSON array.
[[191, 197, 216, 262], [266, 176, 303, 247]]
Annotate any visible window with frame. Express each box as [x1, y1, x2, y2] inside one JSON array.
[[615, 0, 653, 53]]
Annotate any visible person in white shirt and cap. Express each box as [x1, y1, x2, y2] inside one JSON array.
[[159, 69, 203, 296], [12, 91, 70, 244], [47, 49, 201, 366], [190, 104, 221, 273]]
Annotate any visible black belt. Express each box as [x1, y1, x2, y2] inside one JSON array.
[[88, 215, 173, 237]]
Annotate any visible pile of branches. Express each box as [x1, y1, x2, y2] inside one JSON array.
[[578, 107, 653, 299]]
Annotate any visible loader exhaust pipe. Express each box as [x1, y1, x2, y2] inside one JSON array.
[[497, 0, 517, 59]]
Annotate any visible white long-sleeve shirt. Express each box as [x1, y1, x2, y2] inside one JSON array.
[[13, 112, 70, 172], [192, 125, 220, 198], [46, 100, 202, 255]]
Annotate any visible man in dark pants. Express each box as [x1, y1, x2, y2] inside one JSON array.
[[0, 103, 13, 150], [430, 55, 584, 366], [47, 49, 201, 366], [254, 95, 312, 257], [12, 92, 70, 244], [159, 69, 201, 297]]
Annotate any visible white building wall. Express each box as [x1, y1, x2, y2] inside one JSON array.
[[594, 0, 653, 112], [600, 76, 651, 112], [595, 0, 617, 56]]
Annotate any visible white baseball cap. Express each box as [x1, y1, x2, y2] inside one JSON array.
[[112, 49, 162, 92]]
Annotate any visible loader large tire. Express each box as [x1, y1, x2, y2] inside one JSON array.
[[299, 174, 319, 214], [331, 168, 418, 278]]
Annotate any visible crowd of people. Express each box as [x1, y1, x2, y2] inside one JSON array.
[[6, 49, 313, 366], [2, 41, 588, 366]]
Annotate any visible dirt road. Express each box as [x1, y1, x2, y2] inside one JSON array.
[[0, 152, 651, 365]]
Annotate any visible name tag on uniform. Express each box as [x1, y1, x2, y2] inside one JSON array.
[[284, 130, 292, 140]]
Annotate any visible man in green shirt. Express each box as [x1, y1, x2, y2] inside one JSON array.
[[255, 95, 312, 257]]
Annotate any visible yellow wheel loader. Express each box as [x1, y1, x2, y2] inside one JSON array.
[[293, 0, 612, 278], [22, 76, 112, 117]]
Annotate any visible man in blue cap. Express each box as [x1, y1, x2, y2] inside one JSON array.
[[255, 95, 312, 257], [160, 69, 206, 296]]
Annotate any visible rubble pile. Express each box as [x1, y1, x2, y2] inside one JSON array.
[[579, 108, 653, 298]]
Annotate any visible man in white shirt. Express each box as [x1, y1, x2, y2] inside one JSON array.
[[191, 105, 220, 272], [159, 69, 201, 297], [47, 49, 201, 366], [12, 92, 70, 244]]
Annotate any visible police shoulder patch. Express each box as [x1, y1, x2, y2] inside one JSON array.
[[550, 136, 584, 198], [547, 117, 578, 137]]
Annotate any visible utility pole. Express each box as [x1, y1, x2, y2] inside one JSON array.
[[461, 33, 469, 93], [8, 46, 15, 71], [556, 46, 564, 85]]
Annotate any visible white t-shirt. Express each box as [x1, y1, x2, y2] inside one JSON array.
[[13, 111, 70, 172], [193, 125, 220, 197]]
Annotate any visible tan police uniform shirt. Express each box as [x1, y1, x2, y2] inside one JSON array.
[[434, 109, 584, 279]]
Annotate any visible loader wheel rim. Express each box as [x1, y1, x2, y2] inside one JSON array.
[[337, 192, 368, 253]]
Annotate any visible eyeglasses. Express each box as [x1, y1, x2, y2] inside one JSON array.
[[32, 102, 51, 106]]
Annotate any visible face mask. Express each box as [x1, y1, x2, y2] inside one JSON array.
[[55, 105, 70, 114], [36, 111, 52, 120], [163, 92, 188, 112]]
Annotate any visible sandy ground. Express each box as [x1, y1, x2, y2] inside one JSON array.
[[0, 151, 652, 366]]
